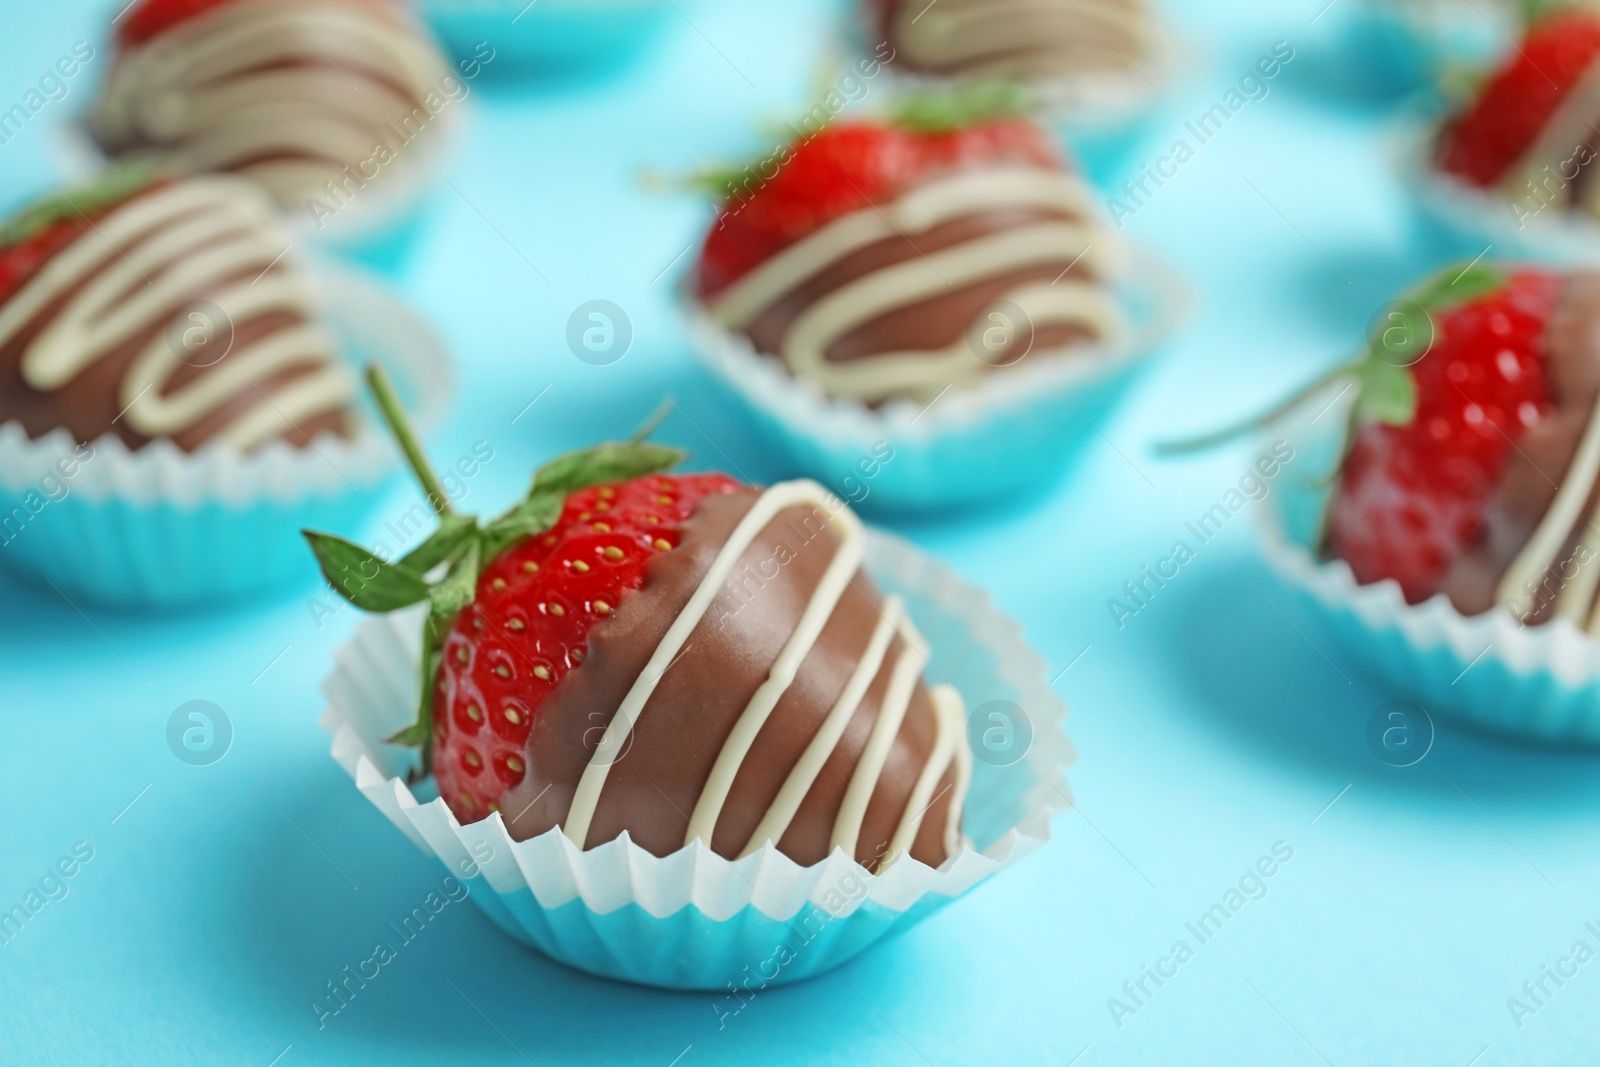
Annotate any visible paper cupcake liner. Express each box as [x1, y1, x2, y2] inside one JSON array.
[[681, 251, 1186, 515], [416, 0, 676, 75], [49, 108, 460, 276], [0, 266, 452, 609], [1255, 386, 1600, 744], [1395, 109, 1600, 268], [320, 529, 1074, 989]]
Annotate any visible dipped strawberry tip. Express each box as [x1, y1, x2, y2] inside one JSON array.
[[302, 364, 687, 762], [1163, 260, 1567, 604]]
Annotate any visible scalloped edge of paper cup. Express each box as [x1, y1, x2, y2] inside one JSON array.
[[1256, 384, 1600, 744], [320, 529, 1074, 988], [678, 248, 1187, 513], [0, 265, 452, 607]]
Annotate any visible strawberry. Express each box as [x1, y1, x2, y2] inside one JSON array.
[[1436, 9, 1600, 187], [430, 473, 739, 818], [0, 164, 158, 305], [694, 82, 1055, 300], [117, 0, 388, 45], [1326, 267, 1562, 601], [1166, 263, 1563, 604], [304, 367, 740, 822]]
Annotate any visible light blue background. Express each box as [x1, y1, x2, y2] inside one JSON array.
[[3, 1, 1599, 1064]]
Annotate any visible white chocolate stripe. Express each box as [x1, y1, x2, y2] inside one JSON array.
[[942, 689, 973, 858], [830, 629, 930, 859], [1497, 389, 1600, 617], [896, 0, 1149, 74], [883, 683, 965, 865], [709, 167, 1098, 330], [0, 177, 350, 448], [562, 481, 838, 848], [734, 597, 907, 859], [784, 234, 1118, 400], [1560, 516, 1600, 627], [683, 500, 867, 847]]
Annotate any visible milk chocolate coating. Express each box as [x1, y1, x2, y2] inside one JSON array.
[[0, 194, 350, 452], [872, 0, 1150, 82], [500, 486, 958, 869], [1439, 271, 1600, 622], [742, 206, 1098, 369]]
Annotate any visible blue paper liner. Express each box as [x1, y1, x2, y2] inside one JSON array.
[[0, 268, 452, 610], [682, 254, 1185, 516], [1340, 0, 1511, 98], [1258, 389, 1600, 744], [416, 0, 676, 77], [322, 529, 1074, 990]]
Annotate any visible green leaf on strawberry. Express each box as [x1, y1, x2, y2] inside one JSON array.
[[302, 365, 688, 768], [0, 162, 159, 250], [887, 80, 1032, 134]]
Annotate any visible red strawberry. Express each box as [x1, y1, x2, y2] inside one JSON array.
[[0, 164, 158, 304], [694, 83, 1056, 300], [1325, 267, 1562, 601], [1166, 263, 1564, 604], [1436, 10, 1600, 187], [304, 367, 741, 824], [117, 0, 389, 45], [430, 471, 738, 819]]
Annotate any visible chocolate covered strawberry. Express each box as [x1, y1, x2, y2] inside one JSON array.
[[94, 0, 452, 212], [1174, 263, 1600, 630], [307, 368, 971, 870], [1435, 9, 1600, 217], [691, 83, 1125, 403], [0, 165, 355, 453]]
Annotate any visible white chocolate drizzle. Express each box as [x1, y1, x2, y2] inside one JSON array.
[[562, 481, 969, 868], [0, 177, 352, 449], [91, 0, 450, 205], [707, 166, 1123, 402], [892, 0, 1152, 81], [1496, 387, 1600, 629]]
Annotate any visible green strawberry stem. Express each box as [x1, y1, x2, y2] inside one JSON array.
[[1158, 260, 1506, 456], [1156, 365, 1354, 455], [365, 363, 454, 518]]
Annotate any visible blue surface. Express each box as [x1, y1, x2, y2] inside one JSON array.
[[3, 2, 1600, 1065]]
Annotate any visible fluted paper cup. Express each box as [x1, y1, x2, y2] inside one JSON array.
[[0, 266, 452, 609], [320, 529, 1074, 989], [1257, 384, 1600, 743], [681, 251, 1185, 515]]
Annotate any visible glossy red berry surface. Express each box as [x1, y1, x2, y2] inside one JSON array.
[[696, 118, 1059, 300], [1436, 11, 1600, 186], [1326, 269, 1563, 602], [430, 472, 741, 822]]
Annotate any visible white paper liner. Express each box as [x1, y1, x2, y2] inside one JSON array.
[[681, 246, 1186, 445], [0, 265, 451, 506], [320, 530, 1073, 949]]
